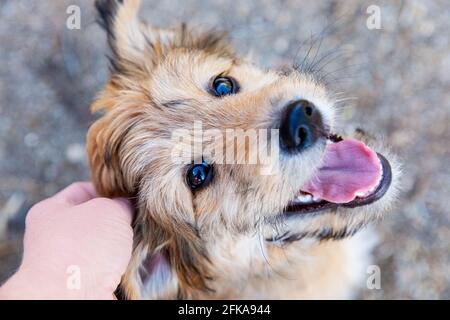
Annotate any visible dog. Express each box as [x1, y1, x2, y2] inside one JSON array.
[[87, 0, 400, 299]]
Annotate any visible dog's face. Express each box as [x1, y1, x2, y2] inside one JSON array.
[[88, 0, 400, 299]]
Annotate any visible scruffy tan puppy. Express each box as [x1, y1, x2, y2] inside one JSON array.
[[87, 0, 400, 299]]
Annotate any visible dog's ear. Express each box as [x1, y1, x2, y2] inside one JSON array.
[[86, 100, 147, 197], [122, 217, 212, 299], [122, 241, 178, 299], [95, 0, 175, 76]]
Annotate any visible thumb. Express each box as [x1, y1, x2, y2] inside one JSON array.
[[81, 197, 135, 227]]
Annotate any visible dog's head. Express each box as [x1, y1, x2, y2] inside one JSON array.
[[87, 0, 400, 299]]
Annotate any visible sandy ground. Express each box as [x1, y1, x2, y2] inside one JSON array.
[[0, 0, 449, 299]]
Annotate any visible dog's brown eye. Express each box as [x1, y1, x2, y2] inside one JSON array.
[[211, 76, 238, 96], [187, 161, 213, 191]]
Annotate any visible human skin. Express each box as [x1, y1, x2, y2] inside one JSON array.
[[0, 182, 134, 300]]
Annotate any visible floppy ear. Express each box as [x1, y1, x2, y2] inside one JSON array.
[[86, 89, 149, 197], [86, 111, 129, 197], [121, 217, 213, 299], [121, 237, 178, 299], [95, 0, 175, 76]]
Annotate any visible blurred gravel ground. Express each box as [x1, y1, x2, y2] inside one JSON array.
[[0, 0, 449, 299]]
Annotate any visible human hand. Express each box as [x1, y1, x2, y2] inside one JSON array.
[[0, 182, 134, 300]]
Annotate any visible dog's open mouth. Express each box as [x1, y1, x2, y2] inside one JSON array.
[[284, 135, 392, 215]]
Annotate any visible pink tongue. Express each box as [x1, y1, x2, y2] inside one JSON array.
[[302, 139, 382, 203]]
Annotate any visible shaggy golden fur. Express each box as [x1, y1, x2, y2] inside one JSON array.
[[87, 0, 400, 299]]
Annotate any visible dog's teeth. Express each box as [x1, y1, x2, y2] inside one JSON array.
[[293, 193, 317, 204], [297, 194, 313, 203], [293, 191, 323, 204], [299, 194, 312, 202]]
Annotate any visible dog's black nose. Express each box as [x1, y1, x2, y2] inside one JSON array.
[[279, 100, 323, 153]]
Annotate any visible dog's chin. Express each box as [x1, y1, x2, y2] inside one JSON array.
[[264, 132, 401, 243]]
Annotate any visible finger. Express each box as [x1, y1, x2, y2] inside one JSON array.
[[52, 182, 97, 205], [83, 197, 135, 226]]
